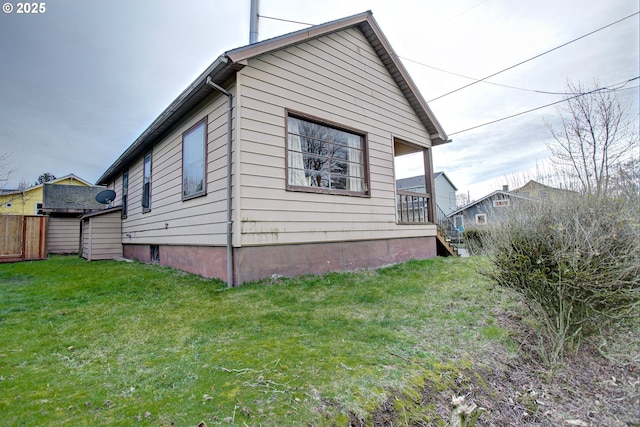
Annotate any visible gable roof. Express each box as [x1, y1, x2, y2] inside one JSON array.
[[511, 180, 576, 195], [48, 174, 93, 187], [448, 190, 534, 217], [0, 173, 92, 196], [42, 183, 107, 213], [396, 172, 458, 192], [435, 172, 458, 191], [395, 175, 426, 190], [97, 11, 449, 186]]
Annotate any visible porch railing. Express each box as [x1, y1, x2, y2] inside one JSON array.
[[436, 204, 460, 244], [396, 190, 430, 223]]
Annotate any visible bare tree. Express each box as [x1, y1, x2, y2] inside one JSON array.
[[545, 80, 639, 198], [17, 179, 30, 191], [456, 191, 470, 208]]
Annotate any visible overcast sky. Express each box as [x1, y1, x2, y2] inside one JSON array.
[[1, 0, 638, 199]]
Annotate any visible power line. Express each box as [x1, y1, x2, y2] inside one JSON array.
[[428, 11, 639, 102], [448, 77, 639, 136], [428, 0, 489, 32], [259, 1, 490, 34], [259, 15, 315, 27], [399, 55, 578, 95]]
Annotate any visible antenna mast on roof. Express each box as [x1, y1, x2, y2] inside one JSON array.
[[249, 0, 259, 44]]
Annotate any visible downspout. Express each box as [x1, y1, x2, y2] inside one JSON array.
[[206, 76, 234, 288]]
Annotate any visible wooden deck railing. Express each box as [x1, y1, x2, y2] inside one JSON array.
[[396, 190, 431, 224], [436, 204, 460, 243]]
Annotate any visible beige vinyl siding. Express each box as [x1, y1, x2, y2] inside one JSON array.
[[106, 174, 124, 211], [120, 92, 233, 246], [81, 210, 122, 260], [81, 218, 89, 257], [47, 217, 81, 254], [236, 27, 435, 246]]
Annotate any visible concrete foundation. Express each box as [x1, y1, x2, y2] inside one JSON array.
[[123, 236, 437, 285]]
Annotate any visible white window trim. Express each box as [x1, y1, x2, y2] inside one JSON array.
[[142, 152, 152, 212], [475, 213, 487, 225], [454, 215, 464, 230]]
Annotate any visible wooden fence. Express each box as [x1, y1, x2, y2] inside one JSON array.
[[0, 215, 48, 262]]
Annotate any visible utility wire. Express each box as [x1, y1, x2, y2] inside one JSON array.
[[259, 15, 315, 27], [399, 55, 579, 95], [428, 11, 639, 102], [428, 0, 489, 32], [260, 0, 489, 34], [448, 77, 639, 136]]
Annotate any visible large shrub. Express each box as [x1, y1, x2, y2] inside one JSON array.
[[462, 228, 490, 254], [479, 194, 639, 364]]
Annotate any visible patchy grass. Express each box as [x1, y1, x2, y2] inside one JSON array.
[[4, 255, 635, 426], [0, 255, 507, 425]]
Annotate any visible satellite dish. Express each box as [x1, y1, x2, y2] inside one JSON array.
[[95, 189, 116, 208]]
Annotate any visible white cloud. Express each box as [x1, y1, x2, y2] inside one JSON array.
[[0, 0, 637, 198]]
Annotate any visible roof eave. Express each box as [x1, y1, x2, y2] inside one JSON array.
[[222, 11, 450, 146], [226, 11, 373, 62], [356, 14, 448, 145], [97, 56, 241, 185], [97, 10, 449, 184]]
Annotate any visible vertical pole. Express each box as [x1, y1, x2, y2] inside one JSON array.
[[225, 94, 233, 287], [423, 147, 436, 223], [249, 0, 259, 44]]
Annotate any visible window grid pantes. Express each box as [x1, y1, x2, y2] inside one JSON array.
[[287, 115, 366, 195]]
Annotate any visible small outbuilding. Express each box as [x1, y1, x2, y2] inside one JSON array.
[[80, 207, 123, 261], [42, 183, 106, 254]]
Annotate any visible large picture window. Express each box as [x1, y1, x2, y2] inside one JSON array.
[[287, 114, 367, 196], [182, 118, 207, 199], [142, 152, 152, 212]]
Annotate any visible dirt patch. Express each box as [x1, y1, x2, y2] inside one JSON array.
[[362, 311, 640, 426]]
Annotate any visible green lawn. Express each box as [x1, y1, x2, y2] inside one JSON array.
[[0, 255, 510, 425]]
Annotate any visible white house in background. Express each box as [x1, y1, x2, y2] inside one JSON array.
[[395, 172, 458, 215], [92, 11, 450, 285]]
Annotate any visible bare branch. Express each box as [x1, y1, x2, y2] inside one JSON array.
[[545, 80, 639, 198]]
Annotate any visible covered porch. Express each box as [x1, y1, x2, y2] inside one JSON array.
[[394, 138, 457, 256]]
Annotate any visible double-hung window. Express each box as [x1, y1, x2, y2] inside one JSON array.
[[182, 118, 207, 199], [286, 113, 368, 196], [142, 152, 152, 212]]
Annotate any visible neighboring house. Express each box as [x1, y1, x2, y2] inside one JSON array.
[[94, 11, 450, 285], [510, 180, 576, 200], [0, 174, 93, 216], [396, 172, 458, 215], [0, 174, 102, 259], [448, 188, 533, 231], [448, 181, 575, 233], [42, 183, 107, 254]]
